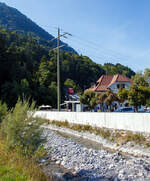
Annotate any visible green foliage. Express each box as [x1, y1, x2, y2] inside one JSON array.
[[97, 90, 118, 111], [0, 27, 135, 108], [117, 88, 128, 103], [104, 90, 118, 105], [128, 84, 150, 111], [0, 140, 48, 181], [0, 167, 28, 181], [80, 90, 97, 110], [48, 82, 57, 107], [64, 78, 82, 94], [0, 101, 7, 124], [61, 53, 105, 90], [1, 99, 45, 156], [132, 73, 149, 87], [99, 129, 111, 139], [64, 78, 76, 90], [0, 2, 76, 54], [144, 68, 150, 80], [0, 98, 48, 180], [103, 63, 135, 78], [127, 71, 150, 110], [52, 120, 69, 128]]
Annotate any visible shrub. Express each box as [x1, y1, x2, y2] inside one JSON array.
[[1, 99, 45, 156], [0, 139, 48, 181], [99, 128, 111, 139], [83, 125, 93, 132], [131, 133, 145, 143], [71, 124, 82, 131], [0, 101, 7, 124]]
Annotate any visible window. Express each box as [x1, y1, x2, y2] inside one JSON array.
[[117, 84, 125, 89], [121, 84, 125, 88], [117, 84, 120, 89]]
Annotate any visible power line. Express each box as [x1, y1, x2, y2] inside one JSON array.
[[72, 34, 130, 59], [39, 24, 130, 57], [64, 37, 130, 64], [39, 24, 133, 67], [70, 36, 130, 61]]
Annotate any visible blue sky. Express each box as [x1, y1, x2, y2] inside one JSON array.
[[2, 0, 150, 72]]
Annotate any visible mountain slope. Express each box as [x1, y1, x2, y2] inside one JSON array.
[[0, 2, 77, 53], [0, 27, 135, 108]]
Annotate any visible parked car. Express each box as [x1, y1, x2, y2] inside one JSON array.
[[113, 107, 134, 113], [39, 105, 52, 111], [145, 110, 150, 113]]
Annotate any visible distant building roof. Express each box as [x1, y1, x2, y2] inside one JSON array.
[[88, 74, 132, 92]]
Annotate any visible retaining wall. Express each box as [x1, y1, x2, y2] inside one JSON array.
[[34, 111, 150, 133]]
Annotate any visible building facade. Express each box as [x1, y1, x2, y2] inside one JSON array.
[[88, 74, 132, 93]]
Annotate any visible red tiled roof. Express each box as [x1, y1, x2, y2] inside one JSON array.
[[95, 75, 113, 91], [116, 74, 132, 82], [90, 74, 132, 92], [108, 74, 132, 87]]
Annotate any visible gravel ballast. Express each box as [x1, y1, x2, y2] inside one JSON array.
[[43, 126, 150, 181]]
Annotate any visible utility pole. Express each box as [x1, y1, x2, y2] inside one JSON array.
[[57, 27, 60, 111], [50, 28, 72, 111]]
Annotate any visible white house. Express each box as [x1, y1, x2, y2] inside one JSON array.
[[88, 74, 132, 94]]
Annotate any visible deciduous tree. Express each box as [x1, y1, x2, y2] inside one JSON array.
[[128, 84, 150, 112], [117, 88, 128, 103], [80, 90, 97, 111]]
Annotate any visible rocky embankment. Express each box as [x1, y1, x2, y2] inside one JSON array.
[[42, 127, 150, 181]]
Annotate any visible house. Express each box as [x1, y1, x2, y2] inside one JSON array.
[[88, 74, 132, 94]]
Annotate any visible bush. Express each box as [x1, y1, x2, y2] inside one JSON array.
[[99, 128, 111, 139], [0, 101, 7, 124], [0, 139, 48, 181], [83, 125, 93, 132], [1, 99, 45, 156]]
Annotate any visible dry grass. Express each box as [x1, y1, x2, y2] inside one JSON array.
[[115, 131, 146, 145], [49, 120, 111, 139], [47, 120, 149, 146]]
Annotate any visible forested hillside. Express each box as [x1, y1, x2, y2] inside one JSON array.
[[103, 63, 135, 78], [0, 28, 135, 108], [0, 2, 77, 53]]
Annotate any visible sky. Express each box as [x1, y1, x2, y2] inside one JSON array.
[[1, 0, 150, 72]]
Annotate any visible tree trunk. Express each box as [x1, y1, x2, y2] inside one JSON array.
[[135, 106, 138, 112]]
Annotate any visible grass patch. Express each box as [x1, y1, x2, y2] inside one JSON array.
[[0, 139, 49, 181], [99, 128, 111, 139], [48, 120, 112, 140], [115, 131, 146, 145]]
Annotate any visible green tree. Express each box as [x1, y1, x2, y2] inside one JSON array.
[[144, 68, 150, 82], [48, 81, 57, 108], [0, 27, 136, 109], [103, 63, 135, 77], [80, 90, 97, 110], [38, 58, 56, 87], [97, 90, 118, 111], [64, 78, 82, 94], [117, 88, 128, 103], [0, 101, 7, 124], [64, 78, 77, 90], [103, 90, 118, 111], [128, 84, 150, 112], [132, 73, 149, 87]]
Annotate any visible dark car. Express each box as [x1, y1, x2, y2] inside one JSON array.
[[114, 107, 134, 112]]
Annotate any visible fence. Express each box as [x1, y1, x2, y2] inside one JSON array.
[[34, 111, 150, 133]]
